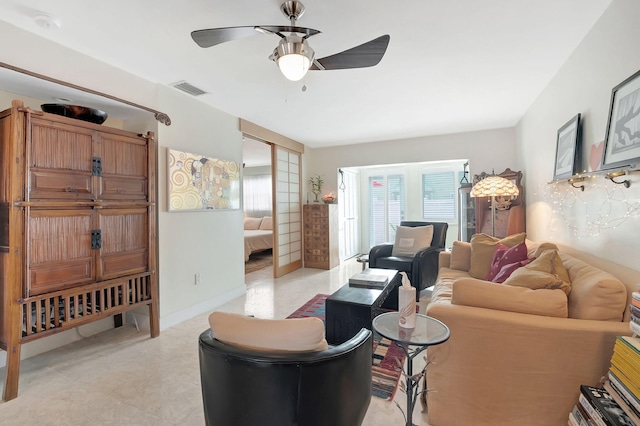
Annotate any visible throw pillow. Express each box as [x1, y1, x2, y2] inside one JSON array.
[[528, 242, 559, 259], [468, 232, 526, 279], [208, 311, 328, 353], [449, 241, 471, 271], [244, 217, 262, 230], [486, 242, 529, 281], [502, 268, 568, 292], [491, 258, 534, 283], [502, 250, 572, 295], [451, 278, 568, 318], [391, 225, 434, 257], [526, 249, 572, 293], [259, 216, 273, 230]]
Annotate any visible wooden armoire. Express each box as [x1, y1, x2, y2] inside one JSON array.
[[0, 100, 159, 401]]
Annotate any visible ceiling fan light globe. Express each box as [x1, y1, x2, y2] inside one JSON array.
[[278, 54, 311, 81], [273, 37, 314, 81]]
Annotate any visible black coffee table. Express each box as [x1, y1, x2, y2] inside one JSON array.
[[325, 269, 400, 345]]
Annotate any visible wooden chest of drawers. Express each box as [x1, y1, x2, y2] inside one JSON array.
[[303, 203, 339, 270]]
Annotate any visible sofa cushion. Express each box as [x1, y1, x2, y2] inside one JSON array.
[[392, 225, 434, 257], [449, 241, 471, 271], [208, 311, 329, 352], [431, 267, 470, 305], [562, 254, 628, 321], [244, 217, 262, 230], [259, 216, 273, 230], [469, 232, 526, 279], [451, 278, 568, 318], [486, 242, 529, 282]]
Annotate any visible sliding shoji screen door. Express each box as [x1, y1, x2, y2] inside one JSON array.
[[272, 145, 302, 277]]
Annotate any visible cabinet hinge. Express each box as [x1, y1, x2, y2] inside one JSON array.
[[91, 229, 102, 249], [92, 157, 102, 177]]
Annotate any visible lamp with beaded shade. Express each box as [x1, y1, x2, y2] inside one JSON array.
[[471, 175, 519, 236]]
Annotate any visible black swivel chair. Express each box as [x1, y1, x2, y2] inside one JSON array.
[[199, 328, 373, 426], [368, 221, 448, 299]]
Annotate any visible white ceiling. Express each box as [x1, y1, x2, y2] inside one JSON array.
[[0, 0, 612, 148]]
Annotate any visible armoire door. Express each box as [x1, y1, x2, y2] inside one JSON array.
[[26, 209, 95, 296]]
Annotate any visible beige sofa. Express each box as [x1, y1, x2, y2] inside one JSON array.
[[425, 236, 638, 426]]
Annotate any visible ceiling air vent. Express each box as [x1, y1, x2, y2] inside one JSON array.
[[170, 81, 207, 97]]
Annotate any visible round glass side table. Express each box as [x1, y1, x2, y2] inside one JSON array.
[[372, 312, 450, 426]]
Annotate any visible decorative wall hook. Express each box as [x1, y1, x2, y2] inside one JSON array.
[[606, 171, 631, 188], [338, 168, 346, 190], [568, 177, 585, 191]]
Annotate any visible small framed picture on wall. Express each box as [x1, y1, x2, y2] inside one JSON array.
[[553, 113, 581, 180], [602, 69, 640, 170]]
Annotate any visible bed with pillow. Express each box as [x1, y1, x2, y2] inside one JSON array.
[[244, 216, 273, 262]]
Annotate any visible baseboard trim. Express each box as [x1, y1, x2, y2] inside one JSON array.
[[157, 284, 247, 331]]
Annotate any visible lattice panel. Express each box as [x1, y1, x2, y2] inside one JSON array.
[[100, 136, 147, 177], [29, 211, 93, 263], [30, 125, 93, 171], [21, 273, 153, 338]]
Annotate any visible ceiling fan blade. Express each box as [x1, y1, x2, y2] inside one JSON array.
[[191, 26, 321, 48], [191, 27, 261, 48], [256, 26, 321, 39], [310, 35, 390, 71]]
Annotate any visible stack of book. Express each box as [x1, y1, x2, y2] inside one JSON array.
[[631, 290, 640, 336], [568, 287, 640, 426], [571, 385, 636, 426]]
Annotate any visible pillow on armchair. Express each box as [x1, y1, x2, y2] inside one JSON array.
[[391, 225, 434, 257], [208, 311, 328, 353]]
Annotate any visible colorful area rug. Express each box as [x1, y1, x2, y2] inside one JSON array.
[[244, 249, 273, 274], [287, 293, 406, 400]]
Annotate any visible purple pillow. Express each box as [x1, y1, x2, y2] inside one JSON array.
[[486, 242, 528, 282], [491, 257, 534, 283]]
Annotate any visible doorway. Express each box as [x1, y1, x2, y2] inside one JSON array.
[[338, 168, 360, 260], [242, 137, 273, 275]]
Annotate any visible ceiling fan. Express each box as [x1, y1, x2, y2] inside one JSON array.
[[191, 1, 390, 81]]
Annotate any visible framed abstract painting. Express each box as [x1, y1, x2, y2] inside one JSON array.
[[167, 148, 240, 211]]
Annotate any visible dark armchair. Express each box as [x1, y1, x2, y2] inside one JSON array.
[[368, 221, 448, 299], [199, 327, 373, 426]]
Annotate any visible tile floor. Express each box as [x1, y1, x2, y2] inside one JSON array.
[[0, 258, 430, 425]]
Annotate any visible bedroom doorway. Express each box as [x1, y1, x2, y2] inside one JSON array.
[[242, 137, 273, 275], [241, 119, 304, 278]]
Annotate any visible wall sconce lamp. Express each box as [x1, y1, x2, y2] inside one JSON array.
[[606, 170, 631, 188], [568, 176, 585, 191], [471, 174, 519, 237]]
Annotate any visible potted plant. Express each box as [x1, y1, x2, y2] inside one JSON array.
[[308, 174, 323, 202]]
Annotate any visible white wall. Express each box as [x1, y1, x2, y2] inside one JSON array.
[[516, 0, 640, 270], [155, 85, 245, 328], [306, 128, 517, 250], [307, 127, 516, 194]]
